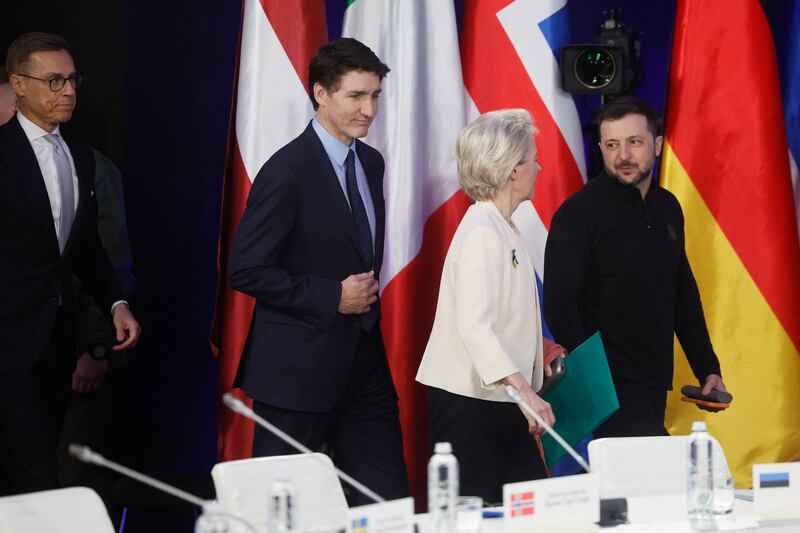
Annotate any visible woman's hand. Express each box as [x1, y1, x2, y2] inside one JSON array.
[[503, 372, 555, 434]]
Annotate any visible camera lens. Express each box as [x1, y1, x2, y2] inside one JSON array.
[[574, 47, 616, 89]]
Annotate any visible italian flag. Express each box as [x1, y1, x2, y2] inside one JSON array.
[[343, 0, 474, 505]]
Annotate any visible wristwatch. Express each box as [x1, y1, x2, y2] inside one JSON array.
[[86, 342, 108, 361]]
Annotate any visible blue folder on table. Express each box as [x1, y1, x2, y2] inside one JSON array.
[[541, 332, 618, 466]]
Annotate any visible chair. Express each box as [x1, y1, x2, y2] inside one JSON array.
[[587, 435, 732, 499], [0, 486, 115, 533], [211, 453, 348, 533]]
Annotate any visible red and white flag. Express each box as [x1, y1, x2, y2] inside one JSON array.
[[210, 0, 327, 462]]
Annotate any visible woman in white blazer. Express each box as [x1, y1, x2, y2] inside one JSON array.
[[416, 109, 555, 504]]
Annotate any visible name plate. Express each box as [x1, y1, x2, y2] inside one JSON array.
[[503, 473, 599, 531], [347, 497, 414, 533], [753, 463, 800, 520]]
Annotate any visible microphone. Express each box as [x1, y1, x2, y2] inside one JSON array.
[[504, 385, 592, 472], [221, 392, 385, 504], [68, 444, 257, 532]]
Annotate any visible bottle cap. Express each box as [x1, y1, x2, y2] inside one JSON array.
[[691, 421, 707, 432], [434, 442, 452, 454]]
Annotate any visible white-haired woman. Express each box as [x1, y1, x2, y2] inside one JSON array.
[[416, 109, 555, 504]]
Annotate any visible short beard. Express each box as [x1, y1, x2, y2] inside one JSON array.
[[607, 162, 652, 187]]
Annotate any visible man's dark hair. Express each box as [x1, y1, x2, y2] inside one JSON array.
[[593, 95, 661, 138], [0, 65, 8, 85], [307, 38, 389, 110], [5, 32, 72, 76]]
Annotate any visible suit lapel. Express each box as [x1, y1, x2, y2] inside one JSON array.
[[61, 135, 91, 257], [0, 117, 59, 252], [302, 124, 369, 266]]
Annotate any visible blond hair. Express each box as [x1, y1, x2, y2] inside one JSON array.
[[455, 109, 537, 201]]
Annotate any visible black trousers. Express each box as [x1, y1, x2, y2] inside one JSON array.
[[428, 387, 548, 506], [0, 311, 72, 495], [252, 330, 408, 507], [593, 380, 670, 438]]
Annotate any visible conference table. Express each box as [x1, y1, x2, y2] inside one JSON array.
[[427, 497, 800, 533]]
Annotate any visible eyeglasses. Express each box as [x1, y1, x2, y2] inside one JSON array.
[[16, 73, 82, 92]]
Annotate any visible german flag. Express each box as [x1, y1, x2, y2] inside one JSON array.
[[661, 0, 800, 487]]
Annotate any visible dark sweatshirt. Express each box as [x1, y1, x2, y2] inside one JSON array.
[[543, 170, 721, 390]]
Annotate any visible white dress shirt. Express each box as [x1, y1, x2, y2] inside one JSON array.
[[17, 111, 127, 315], [416, 201, 544, 402], [17, 110, 79, 245], [311, 118, 376, 243]]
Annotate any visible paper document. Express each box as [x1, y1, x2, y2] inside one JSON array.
[[541, 332, 618, 466]]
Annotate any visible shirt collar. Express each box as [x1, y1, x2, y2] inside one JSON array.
[[17, 110, 61, 143], [312, 117, 353, 167], [599, 168, 658, 201]]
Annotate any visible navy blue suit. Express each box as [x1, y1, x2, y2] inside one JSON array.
[[0, 116, 124, 494], [229, 122, 407, 504]]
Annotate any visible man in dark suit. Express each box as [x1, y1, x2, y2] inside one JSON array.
[[229, 38, 407, 504], [0, 32, 140, 495]]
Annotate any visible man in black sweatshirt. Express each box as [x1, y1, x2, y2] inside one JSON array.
[[543, 96, 727, 437]]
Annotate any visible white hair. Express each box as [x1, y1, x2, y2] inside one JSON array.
[[455, 109, 537, 202]]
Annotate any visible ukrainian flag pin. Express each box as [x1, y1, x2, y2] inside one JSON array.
[[512, 248, 519, 267]]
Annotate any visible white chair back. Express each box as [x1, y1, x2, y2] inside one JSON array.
[[587, 435, 732, 499], [0, 486, 114, 533], [211, 453, 348, 533]]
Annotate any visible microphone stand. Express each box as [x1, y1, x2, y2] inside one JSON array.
[[222, 392, 385, 504], [504, 385, 592, 472], [68, 444, 257, 533]]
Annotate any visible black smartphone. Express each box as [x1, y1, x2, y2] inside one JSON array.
[[540, 356, 566, 397]]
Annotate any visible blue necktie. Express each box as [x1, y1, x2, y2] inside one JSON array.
[[44, 134, 75, 253], [345, 149, 378, 332], [345, 149, 374, 268]]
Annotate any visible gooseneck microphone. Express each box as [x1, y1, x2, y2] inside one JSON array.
[[222, 392, 385, 504], [69, 444, 207, 506], [504, 385, 592, 472], [68, 444, 258, 533]]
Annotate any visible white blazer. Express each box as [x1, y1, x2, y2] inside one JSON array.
[[416, 201, 544, 402]]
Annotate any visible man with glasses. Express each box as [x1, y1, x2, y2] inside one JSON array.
[[0, 32, 141, 495]]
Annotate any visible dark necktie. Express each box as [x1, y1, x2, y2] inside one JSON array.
[[44, 134, 75, 253], [345, 149, 374, 268], [345, 149, 378, 332]]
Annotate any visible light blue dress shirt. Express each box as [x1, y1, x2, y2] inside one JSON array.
[[311, 118, 376, 244]]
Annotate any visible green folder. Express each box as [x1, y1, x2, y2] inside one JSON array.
[[541, 332, 618, 466]]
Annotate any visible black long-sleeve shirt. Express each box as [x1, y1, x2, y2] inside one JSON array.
[[543, 170, 721, 390]]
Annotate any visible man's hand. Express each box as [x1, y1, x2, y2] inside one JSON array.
[[338, 271, 379, 314], [112, 303, 141, 350], [701, 373, 727, 396], [72, 353, 108, 393], [504, 372, 555, 434]]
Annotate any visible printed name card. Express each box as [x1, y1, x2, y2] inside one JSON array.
[[347, 497, 414, 533], [503, 473, 599, 531], [753, 463, 800, 520]]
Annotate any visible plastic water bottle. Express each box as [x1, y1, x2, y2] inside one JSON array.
[[708, 435, 735, 515], [268, 478, 295, 533], [428, 442, 459, 533], [195, 502, 229, 533], [687, 421, 714, 529]]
